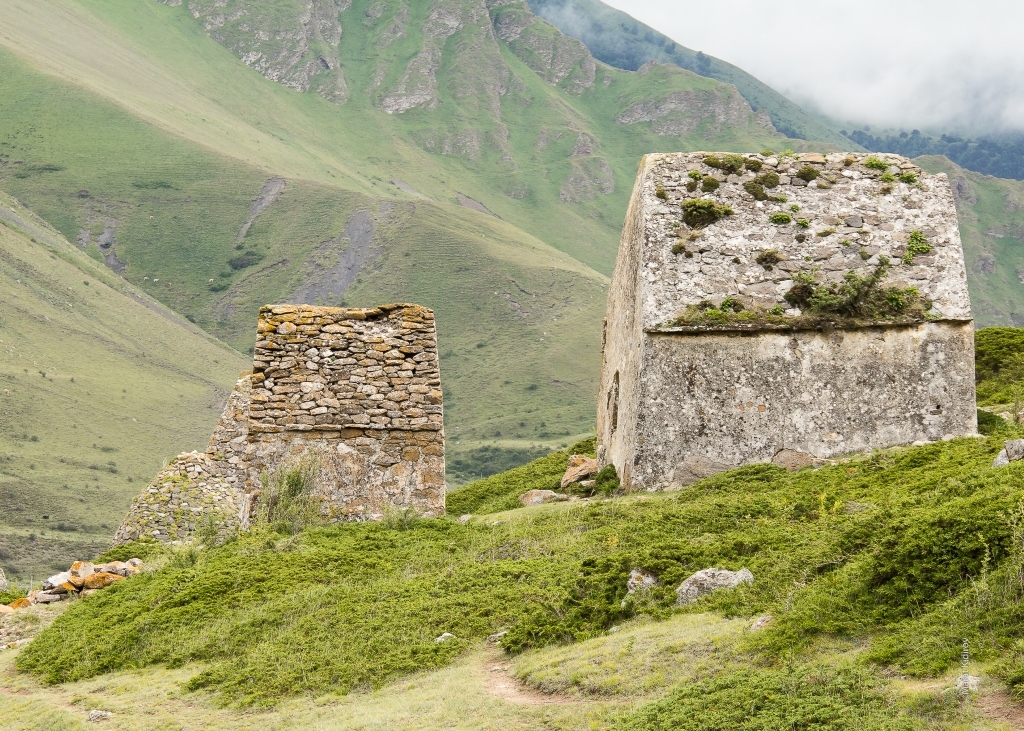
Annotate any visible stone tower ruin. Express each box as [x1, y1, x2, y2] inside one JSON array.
[[114, 303, 445, 544], [598, 152, 976, 491]]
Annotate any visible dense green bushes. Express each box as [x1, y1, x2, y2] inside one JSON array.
[[976, 327, 1024, 406], [446, 438, 595, 515], [17, 431, 1024, 713]]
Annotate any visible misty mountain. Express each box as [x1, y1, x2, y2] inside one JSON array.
[[849, 129, 1024, 182], [526, 0, 850, 146]]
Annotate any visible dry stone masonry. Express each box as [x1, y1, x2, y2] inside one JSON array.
[[115, 304, 445, 545], [598, 152, 977, 490]]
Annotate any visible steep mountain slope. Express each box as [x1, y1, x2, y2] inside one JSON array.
[[0, 44, 608, 475], [917, 156, 1024, 327], [0, 193, 248, 580], [0, 0, 797, 473], [526, 0, 851, 146], [0, 0, 784, 275]]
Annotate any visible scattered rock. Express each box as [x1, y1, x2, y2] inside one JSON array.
[[0, 566, 7, 593], [43, 572, 71, 590], [4, 558, 143, 611], [771, 449, 814, 472], [560, 455, 599, 488], [750, 615, 772, 630], [993, 439, 1024, 467], [519, 490, 568, 507], [458, 514, 472, 524], [626, 568, 659, 594], [434, 632, 456, 643], [844, 214, 864, 228], [29, 591, 64, 604], [70, 561, 96, 580], [956, 674, 981, 693], [487, 630, 508, 644], [676, 568, 754, 606], [87, 710, 113, 722], [0, 605, 13, 615], [98, 561, 135, 577], [799, 153, 827, 164], [83, 572, 124, 590]]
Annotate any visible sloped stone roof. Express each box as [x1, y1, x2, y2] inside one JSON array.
[[634, 152, 971, 330]]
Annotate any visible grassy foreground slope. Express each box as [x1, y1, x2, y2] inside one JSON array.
[[0, 192, 248, 580]]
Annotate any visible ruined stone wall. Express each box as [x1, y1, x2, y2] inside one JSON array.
[[600, 151, 977, 490], [114, 303, 445, 545]]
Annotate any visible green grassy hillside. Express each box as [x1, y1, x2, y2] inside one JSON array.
[[0, 43, 611, 472], [918, 156, 1024, 327], [0, 0, 785, 275], [0, 192, 248, 581]]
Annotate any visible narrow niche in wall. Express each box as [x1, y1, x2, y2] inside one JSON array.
[[608, 371, 620, 433]]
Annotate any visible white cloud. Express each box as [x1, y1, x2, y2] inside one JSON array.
[[600, 0, 1024, 133]]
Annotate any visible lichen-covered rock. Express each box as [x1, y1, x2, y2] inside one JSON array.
[[519, 489, 567, 506], [8, 598, 31, 610], [675, 567, 754, 605], [993, 438, 1024, 467], [82, 572, 124, 591], [43, 572, 70, 590], [626, 568, 658, 594], [561, 455, 599, 488], [771, 449, 814, 472]]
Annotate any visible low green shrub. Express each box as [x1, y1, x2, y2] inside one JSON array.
[[754, 171, 780, 188], [795, 166, 820, 182], [796, 217, 810, 228], [977, 409, 1011, 435], [742, 180, 767, 200], [619, 661, 927, 731], [682, 199, 732, 228], [743, 158, 763, 172], [0, 588, 27, 605], [18, 431, 1024, 710], [700, 177, 720, 193], [768, 212, 791, 225], [864, 156, 890, 171], [976, 327, 1024, 406], [902, 230, 933, 264], [447, 438, 595, 515], [783, 258, 930, 320]]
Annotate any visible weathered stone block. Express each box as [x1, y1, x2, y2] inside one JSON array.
[[598, 152, 977, 491]]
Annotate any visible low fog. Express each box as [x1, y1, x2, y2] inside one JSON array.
[[599, 0, 1024, 135]]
